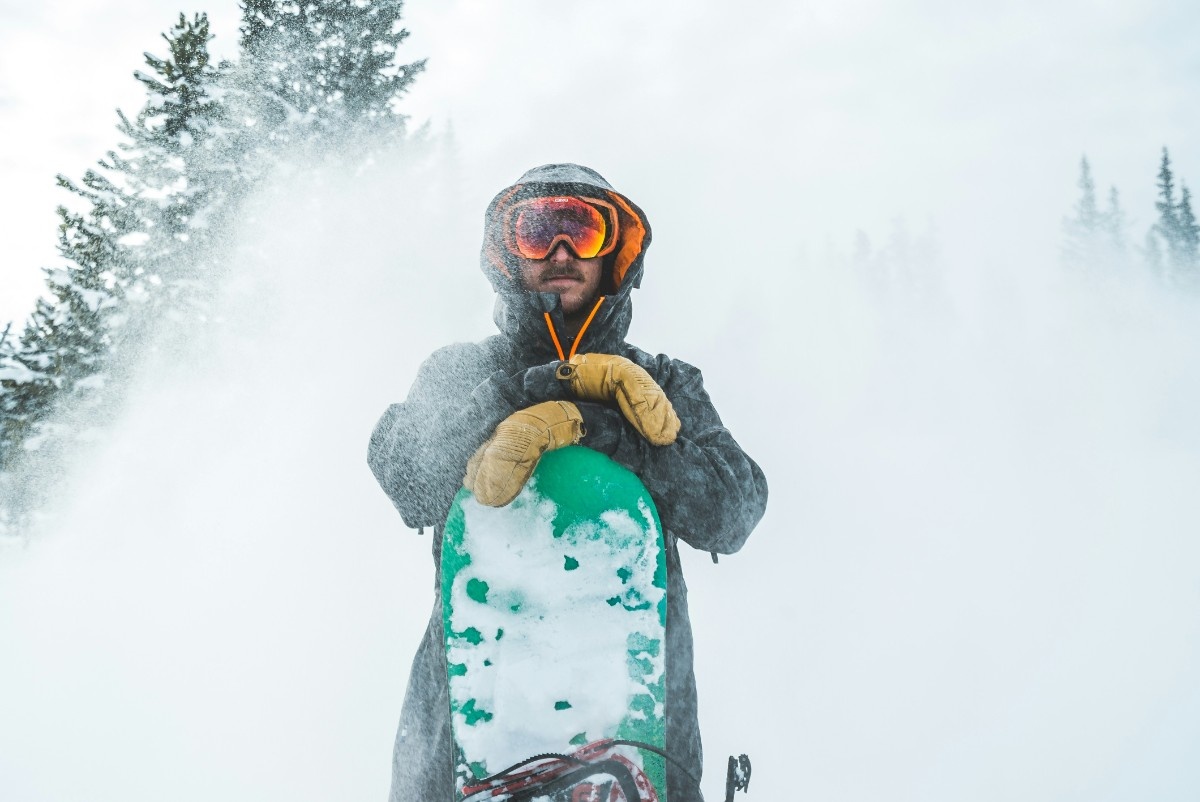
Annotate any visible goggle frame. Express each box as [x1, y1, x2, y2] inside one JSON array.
[[502, 195, 621, 261]]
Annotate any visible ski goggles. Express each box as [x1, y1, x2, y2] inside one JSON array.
[[503, 195, 620, 260]]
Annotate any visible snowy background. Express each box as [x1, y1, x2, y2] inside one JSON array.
[[3, 1, 1200, 801]]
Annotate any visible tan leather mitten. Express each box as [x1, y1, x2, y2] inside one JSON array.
[[464, 400, 585, 507], [555, 353, 681, 446]]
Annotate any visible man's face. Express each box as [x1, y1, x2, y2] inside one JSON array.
[[517, 242, 604, 316]]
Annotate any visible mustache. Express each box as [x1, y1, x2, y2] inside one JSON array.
[[539, 267, 584, 281]]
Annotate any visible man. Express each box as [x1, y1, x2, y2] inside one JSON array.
[[368, 163, 768, 801]]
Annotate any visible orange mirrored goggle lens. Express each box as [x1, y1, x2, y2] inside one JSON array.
[[512, 196, 611, 260]]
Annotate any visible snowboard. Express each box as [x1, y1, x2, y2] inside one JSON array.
[[442, 445, 669, 801]]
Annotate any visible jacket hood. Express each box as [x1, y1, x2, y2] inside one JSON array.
[[480, 163, 652, 359]]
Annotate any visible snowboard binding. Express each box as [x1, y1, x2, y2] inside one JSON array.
[[458, 738, 751, 802], [460, 739, 659, 801], [724, 754, 752, 802]]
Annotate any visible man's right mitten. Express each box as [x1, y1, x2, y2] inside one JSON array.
[[463, 400, 585, 507]]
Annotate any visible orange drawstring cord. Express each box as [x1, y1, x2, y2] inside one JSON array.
[[543, 296, 606, 362], [543, 312, 566, 361], [570, 296, 606, 359]]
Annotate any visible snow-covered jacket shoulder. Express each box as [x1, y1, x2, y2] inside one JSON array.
[[367, 340, 568, 532]]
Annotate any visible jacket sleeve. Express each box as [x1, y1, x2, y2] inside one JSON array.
[[577, 355, 768, 555], [367, 343, 567, 530]]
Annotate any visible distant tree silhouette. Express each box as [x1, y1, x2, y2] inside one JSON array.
[[1102, 186, 1127, 255], [1062, 156, 1106, 273]]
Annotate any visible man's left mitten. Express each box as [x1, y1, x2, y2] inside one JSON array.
[[464, 400, 585, 507], [555, 353, 681, 446]]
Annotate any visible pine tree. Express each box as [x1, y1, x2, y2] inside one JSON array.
[[1177, 184, 1200, 278], [1074, 157, 1101, 231], [1102, 186, 1127, 255], [1, 14, 229, 452], [1062, 156, 1105, 272], [8, 167, 143, 431], [1147, 147, 1200, 282], [235, 0, 426, 153], [2, 4, 427, 534], [0, 192, 131, 524], [0, 13, 234, 530], [113, 13, 244, 333], [1153, 147, 1183, 274]]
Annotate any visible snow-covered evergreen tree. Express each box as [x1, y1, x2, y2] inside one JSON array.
[[1, 4, 426, 537], [235, 0, 426, 153], [114, 13, 245, 330], [0, 176, 135, 529], [0, 14, 238, 533]]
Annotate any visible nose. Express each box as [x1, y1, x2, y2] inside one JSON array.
[[548, 242, 573, 262]]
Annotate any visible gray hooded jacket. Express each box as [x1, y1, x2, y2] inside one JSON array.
[[368, 164, 768, 801]]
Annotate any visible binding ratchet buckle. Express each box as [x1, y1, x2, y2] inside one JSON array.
[[724, 753, 752, 802]]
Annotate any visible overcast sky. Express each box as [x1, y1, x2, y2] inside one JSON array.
[[2, 3, 1200, 802]]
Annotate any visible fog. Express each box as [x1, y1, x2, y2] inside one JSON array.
[[4, 1, 1200, 801]]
